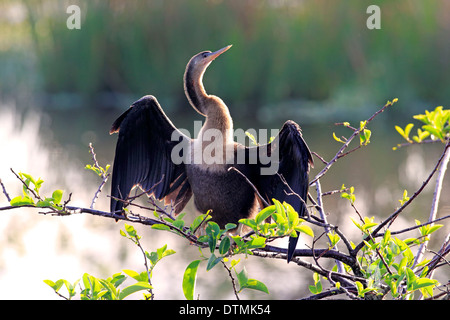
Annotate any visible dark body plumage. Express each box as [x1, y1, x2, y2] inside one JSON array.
[[110, 46, 313, 262]]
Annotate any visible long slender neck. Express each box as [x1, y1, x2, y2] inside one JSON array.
[[184, 64, 208, 116], [184, 64, 233, 137]]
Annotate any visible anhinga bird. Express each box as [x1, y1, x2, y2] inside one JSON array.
[[110, 45, 313, 262]]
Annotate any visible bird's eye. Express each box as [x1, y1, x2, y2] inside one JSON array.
[[202, 53, 209, 58]]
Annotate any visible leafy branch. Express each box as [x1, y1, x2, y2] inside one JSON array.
[[1, 99, 449, 300]]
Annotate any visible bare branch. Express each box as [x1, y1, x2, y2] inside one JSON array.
[[10, 168, 42, 201], [221, 260, 240, 300], [228, 166, 269, 207], [413, 142, 450, 268], [0, 178, 11, 202], [315, 180, 344, 274], [88, 143, 110, 209]]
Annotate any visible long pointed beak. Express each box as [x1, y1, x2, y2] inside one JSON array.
[[206, 45, 232, 62]]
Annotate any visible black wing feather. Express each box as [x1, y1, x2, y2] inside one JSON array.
[[252, 120, 313, 262], [110, 95, 191, 215]]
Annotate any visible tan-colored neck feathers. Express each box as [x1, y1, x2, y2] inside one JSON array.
[[184, 60, 234, 170]]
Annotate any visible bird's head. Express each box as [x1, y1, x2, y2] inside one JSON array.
[[187, 45, 232, 76], [184, 45, 232, 116]]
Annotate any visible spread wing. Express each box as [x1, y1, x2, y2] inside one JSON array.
[[250, 120, 313, 262], [109, 95, 192, 215]]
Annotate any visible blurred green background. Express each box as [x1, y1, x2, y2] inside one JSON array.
[[0, 0, 449, 299], [3, 0, 450, 112]]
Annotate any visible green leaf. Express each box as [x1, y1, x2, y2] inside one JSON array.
[[328, 232, 341, 247], [219, 236, 231, 255], [224, 223, 237, 231], [206, 222, 220, 253], [110, 274, 127, 288], [333, 132, 345, 143], [272, 199, 287, 225], [81, 273, 104, 299], [64, 279, 79, 299], [124, 224, 137, 236], [395, 124, 414, 142], [255, 205, 275, 225], [235, 267, 269, 294], [156, 244, 168, 259], [151, 224, 171, 231], [295, 225, 314, 238], [308, 285, 318, 294], [245, 131, 259, 146], [413, 113, 430, 125], [423, 125, 443, 140], [190, 214, 212, 233], [399, 190, 410, 206], [412, 278, 438, 291], [20, 172, 34, 183], [118, 281, 152, 300], [427, 224, 443, 235], [230, 259, 240, 268], [236, 267, 249, 289], [238, 218, 257, 232], [206, 253, 223, 271], [98, 279, 118, 300], [355, 281, 365, 297], [285, 202, 299, 228], [44, 279, 64, 291], [122, 269, 142, 281], [36, 199, 52, 207], [360, 128, 371, 145], [405, 267, 416, 289], [35, 178, 44, 192], [172, 219, 185, 229], [10, 195, 34, 206], [240, 279, 269, 294], [309, 273, 322, 294], [247, 236, 266, 249], [182, 260, 201, 300], [404, 123, 414, 138]]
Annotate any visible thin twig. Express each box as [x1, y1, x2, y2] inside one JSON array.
[[221, 261, 239, 300], [133, 234, 154, 300], [394, 137, 449, 150], [311, 152, 328, 165], [321, 187, 350, 197], [315, 180, 344, 274], [228, 167, 269, 207], [426, 232, 450, 277], [0, 179, 11, 202], [10, 168, 42, 201], [277, 173, 309, 217], [384, 215, 450, 237], [88, 143, 110, 209], [310, 100, 395, 185]]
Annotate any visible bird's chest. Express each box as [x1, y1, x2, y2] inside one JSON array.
[[188, 137, 235, 172], [185, 164, 256, 218]]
